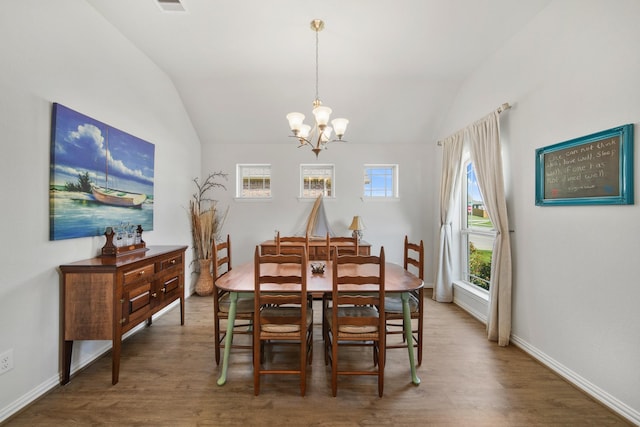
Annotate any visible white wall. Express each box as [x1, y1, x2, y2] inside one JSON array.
[[0, 1, 200, 421], [201, 142, 436, 274], [436, 0, 640, 423]]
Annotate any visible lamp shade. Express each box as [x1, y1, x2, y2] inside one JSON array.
[[331, 118, 349, 139], [298, 124, 311, 139], [348, 215, 365, 231], [312, 105, 332, 127], [286, 112, 305, 132]]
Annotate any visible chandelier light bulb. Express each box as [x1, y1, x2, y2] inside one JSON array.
[[321, 126, 333, 142], [331, 118, 349, 140], [286, 112, 305, 135], [298, 124, 311, 139], [312, 105, 332, 128]]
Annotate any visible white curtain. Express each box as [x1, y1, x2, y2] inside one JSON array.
[[433, 131, 464, 303], [469, 111, 512, 346]]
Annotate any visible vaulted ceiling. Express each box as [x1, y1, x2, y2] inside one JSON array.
[[86, 0, 551, 146]]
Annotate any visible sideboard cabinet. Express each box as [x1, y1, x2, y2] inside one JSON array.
[[59, 245, 187, 385]]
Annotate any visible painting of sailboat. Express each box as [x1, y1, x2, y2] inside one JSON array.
[[90, 128, 147, 208], [49, 103, 154, 240]]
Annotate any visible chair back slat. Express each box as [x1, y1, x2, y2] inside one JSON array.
[[329, 236, 359, 256], [403, 235, 424, 280], [212, 234, 232, 280], [276, 232, 310, 259]]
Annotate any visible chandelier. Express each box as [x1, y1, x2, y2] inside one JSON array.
[[286, 19, 349, 158]]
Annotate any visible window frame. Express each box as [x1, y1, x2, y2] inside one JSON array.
[[299, 164, 335, 199], [236, 164, 272, 199], [363, 164, 399, 199], [460, 160, 495, 292]]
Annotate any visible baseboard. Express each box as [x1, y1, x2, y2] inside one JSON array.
[[0, 298, 185, 424], [510, 334, 640, 426], [450, 284, 639, 425]]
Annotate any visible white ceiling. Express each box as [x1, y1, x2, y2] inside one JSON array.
[[86, 0, 551, 146]]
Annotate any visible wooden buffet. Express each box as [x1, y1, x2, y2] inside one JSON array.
[[59, 245, 187, 385]]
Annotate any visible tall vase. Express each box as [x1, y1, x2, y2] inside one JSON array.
[[195, 258, 214, 296]]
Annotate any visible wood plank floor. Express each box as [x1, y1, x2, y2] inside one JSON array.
[[5, 290, 631, 426]]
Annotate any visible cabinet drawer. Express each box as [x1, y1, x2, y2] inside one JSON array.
[[159, 254, 182, 271], [160, 275, 182, 300], [123, 282, 152, 326], [123, 263, 155, 285]]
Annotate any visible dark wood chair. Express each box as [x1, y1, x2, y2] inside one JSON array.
[[212, 235, 254, 365], [329, 236, 359, 256], [276, 232, 310, 259], [385, 236, 424, 366], [324, 247, 386, 397], [253, 246, 313, 396]]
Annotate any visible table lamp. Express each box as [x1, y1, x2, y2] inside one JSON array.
[[348, 215, 365, 241]]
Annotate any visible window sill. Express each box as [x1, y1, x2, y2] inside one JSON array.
[[233, 197, 272, 202], [452, 280, 489, 324], [453, 280, 489, 300], [360, 197, 400, 202]]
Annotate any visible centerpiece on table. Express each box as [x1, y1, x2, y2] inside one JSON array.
[[190, 172, 228, 296]]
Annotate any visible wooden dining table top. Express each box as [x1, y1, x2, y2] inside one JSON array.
[[215, 260, 423, 293]]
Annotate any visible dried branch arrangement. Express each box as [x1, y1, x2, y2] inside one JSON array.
[[190, 172, 228, 260]]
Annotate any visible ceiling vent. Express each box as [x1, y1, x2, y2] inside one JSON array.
[[157, 0, 186, 12]]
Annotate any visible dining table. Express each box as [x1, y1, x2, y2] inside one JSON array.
[[214, 258, 424, 386]]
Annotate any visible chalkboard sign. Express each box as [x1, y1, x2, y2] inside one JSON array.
[[535, 124, 634, 205]]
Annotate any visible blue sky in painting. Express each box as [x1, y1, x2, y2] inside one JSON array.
[[51, 104, 154, 194]]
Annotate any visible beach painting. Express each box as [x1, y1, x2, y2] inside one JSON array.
[[50, 103, 154, 241]]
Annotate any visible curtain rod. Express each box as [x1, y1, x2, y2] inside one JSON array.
[[436, 102, 511, 146]]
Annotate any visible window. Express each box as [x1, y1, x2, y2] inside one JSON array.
[[462, 162, 495, 291], [363, 164, 398, 198], [300, 164, 334, 198], [237, 164, 271, 198]]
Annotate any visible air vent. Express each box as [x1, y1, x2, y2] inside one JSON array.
[[157, 0, 186, 12]]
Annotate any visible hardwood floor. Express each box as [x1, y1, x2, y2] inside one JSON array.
[[5, 290, 631, 426]]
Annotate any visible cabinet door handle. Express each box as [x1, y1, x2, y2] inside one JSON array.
[[161, 287, 167, 293], [138, 270, 146, 276], [151, 292, 157, 298]]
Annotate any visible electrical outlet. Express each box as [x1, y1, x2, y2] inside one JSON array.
[[0, 349, 14, 375]]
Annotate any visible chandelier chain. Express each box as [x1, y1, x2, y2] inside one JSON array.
[[315, 27, 319, 102]]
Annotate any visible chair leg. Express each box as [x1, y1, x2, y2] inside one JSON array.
[[253, 334, 260, 396], [378, 341, 385, 397], [214, 316, 221, 365], [300, 334, 306, 396], [417, 316, 423, 367], [331, 332, 338, 397]]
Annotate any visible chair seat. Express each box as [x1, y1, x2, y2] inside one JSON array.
[[218, 292, 254, 313], [384, 293, 419, 314], [260, 307, 313, 333], [325, 306, 379, 334]]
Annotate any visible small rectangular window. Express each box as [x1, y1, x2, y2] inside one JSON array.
[[237, 164, 271, 198], [363, 164, 398, 198], [300, 164, 334, 198]]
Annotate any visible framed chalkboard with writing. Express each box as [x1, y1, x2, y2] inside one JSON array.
[[535, 124, 634, 206]]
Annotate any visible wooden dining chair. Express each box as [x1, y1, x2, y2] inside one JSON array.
[[253, 246, 313, 396], [276, 232, 310, 259], [324, 247, 386, 397], [315, 232, 332, 262], [212, 235, 254, 365], [329, 235, 359, 256], [385, 236, 424, 366]]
